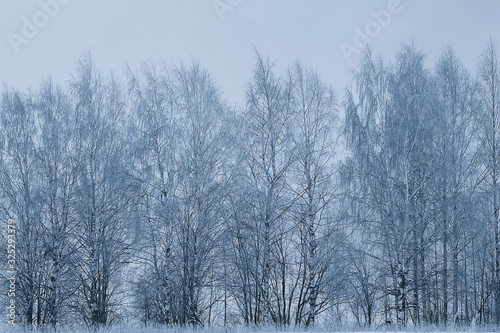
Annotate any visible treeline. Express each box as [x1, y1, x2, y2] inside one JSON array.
[[1, 41, 500, 330]]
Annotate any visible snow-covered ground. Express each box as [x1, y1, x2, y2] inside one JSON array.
[[1, 324, 500, 333]]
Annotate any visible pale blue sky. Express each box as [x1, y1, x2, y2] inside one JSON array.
[[1, 0, 499, 105]]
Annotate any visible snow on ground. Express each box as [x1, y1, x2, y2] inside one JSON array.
[[1, 324, 500, 333]]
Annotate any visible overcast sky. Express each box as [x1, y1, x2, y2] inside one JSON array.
[[1, 0, 499, 106]]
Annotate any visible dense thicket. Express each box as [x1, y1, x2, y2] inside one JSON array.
[[1, 42, 500, 329]]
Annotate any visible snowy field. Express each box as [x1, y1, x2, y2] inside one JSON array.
[[1, 325, 500, 333]]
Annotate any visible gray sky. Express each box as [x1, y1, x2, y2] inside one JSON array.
[[1, 0, 499, 106]]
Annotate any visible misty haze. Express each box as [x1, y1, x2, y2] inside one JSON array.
[[1, 1, 500, 332]]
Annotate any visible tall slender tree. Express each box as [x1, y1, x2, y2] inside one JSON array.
[[0, 88, 43, 327], [477, 39, 500, 325], [288, 62, 336, 326], [35, 79, 78, 328], [70, 55, 132, 328], [243, 53, 293, 324]]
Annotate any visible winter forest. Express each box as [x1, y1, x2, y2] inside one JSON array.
[[2, 40, 500, 331]]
